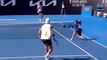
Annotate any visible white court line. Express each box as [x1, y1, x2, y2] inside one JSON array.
[[82, 34, 107, 49], [0, 21, 74, 25], [69, 28, 107, 49], [54, 29, 98, 60], [0, 27, 35, 29], [0, 55, 89, 60]]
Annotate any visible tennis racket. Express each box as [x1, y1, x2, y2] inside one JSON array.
[[53, 37, 59, 46]]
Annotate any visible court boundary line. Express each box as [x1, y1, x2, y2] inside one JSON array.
[[0, 21, 74, 25], [54, 29, 98, 60], [69, 28, 107, 49], [0, 27, 35, 29], [0, 55, 89, 60], [82, 35, 107, 48]]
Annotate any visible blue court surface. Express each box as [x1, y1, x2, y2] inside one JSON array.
[[0, 15, 107, 60]]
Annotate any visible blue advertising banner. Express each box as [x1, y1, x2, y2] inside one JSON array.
[[81, 6, 93, 16]]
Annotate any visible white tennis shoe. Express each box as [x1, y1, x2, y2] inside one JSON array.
[[44, 54, 50, 60]]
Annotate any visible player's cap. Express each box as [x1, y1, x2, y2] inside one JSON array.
[[45, 18, 50, 24]]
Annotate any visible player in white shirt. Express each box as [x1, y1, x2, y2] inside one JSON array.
[[38, 18, 56, 60]]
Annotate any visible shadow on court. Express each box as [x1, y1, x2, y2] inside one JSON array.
[[49, 57, 93, 60]]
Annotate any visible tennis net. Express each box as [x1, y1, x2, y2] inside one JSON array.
[[0, 21, 74, 39]]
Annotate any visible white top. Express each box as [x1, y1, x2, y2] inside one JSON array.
[[40, 24, 52, 40], [62, 4, 65, 8], [37, 5, 42, 12]]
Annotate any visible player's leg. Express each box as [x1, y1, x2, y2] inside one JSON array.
[[77, 29, 84, 39], [71, 31, 77, 40], [45, 44, 49, 54], [45, 40, 53, 60], [61, 9, 64, 15], [44, 44, 49, 60], [64, 9, 66, 15], [47, 45, 53, 56], [46, 40, 53, 56], [38, 13, 41, 21], [39, 12, 43, 21], [40, 13, 43, 20], [45, 45, 53, 60], [41, 40, 49, 56]]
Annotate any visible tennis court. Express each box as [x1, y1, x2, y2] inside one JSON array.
[[0, 15, 107, 60]]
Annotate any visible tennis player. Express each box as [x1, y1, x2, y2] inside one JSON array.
[[38, 18, 55, 60], [61, 1, 66, 15], [71, 20, 84, 40], [37, 3, 43, 21]]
